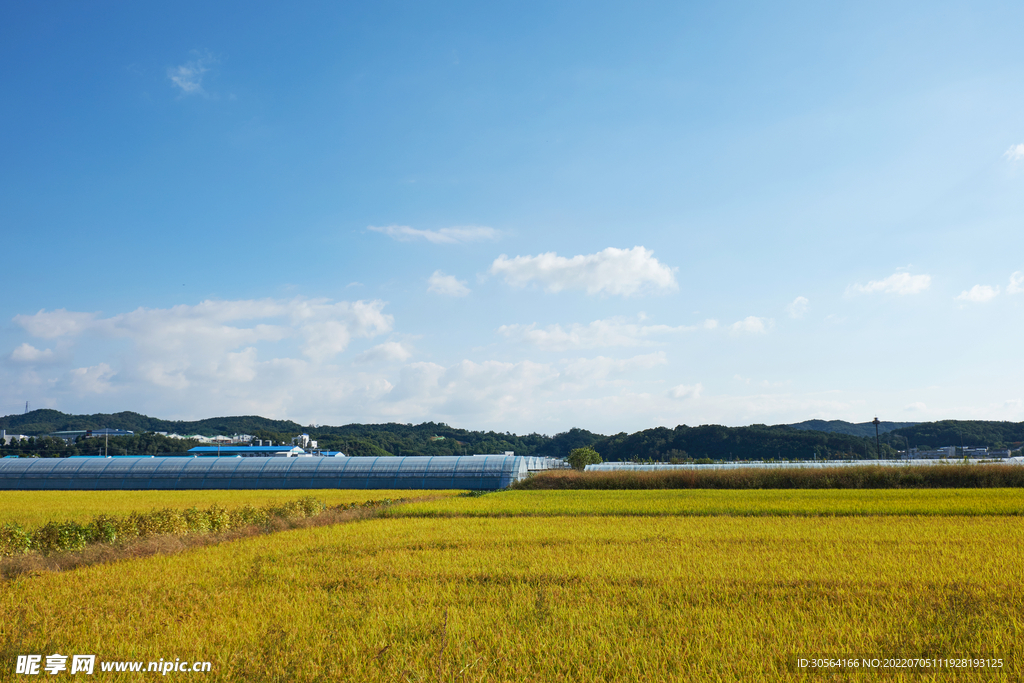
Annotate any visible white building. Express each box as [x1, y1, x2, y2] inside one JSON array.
[[291, 434, 318, 449]]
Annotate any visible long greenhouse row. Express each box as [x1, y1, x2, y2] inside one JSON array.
[[3, 454, 1019, 490], [0, 455, 541, 491]]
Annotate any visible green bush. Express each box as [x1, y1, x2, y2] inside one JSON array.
[[32, 521, 91, 554], [0, 496, 344, 557], [182, 507, 211, 533], [0, 496, 419, 558], [0, 523, 32, 555], [567, 447, 602, 470], [87, 515, 120, 544], [206, 504, 231, 532]]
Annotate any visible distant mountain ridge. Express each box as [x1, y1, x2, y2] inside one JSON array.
[[0, 410, 602, 459], [787, 419, 920, 437], [0, 410, 303, 437], [2, 410, 923, 439], [2, 410, 1021, 459]]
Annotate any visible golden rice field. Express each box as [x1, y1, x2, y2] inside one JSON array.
[[2, 490, 1022, 682], [0, 489, 464, 527], [389, 488, 1024, 518]]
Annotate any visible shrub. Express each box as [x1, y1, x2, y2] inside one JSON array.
[[87, 515, 120, 544], [206, 504, 231, 532], [0, 523, 31, 555], [32, 521, 91, 554], [182, 507, 211, 533], [230, 504, 271, 528], [567, 447, 602, 471], [0, 496, 345, 557]]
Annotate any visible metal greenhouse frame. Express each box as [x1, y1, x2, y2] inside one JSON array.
[[0, 455, 528, 491]]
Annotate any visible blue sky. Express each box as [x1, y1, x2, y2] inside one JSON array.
[[2, 1, 1023, 433]]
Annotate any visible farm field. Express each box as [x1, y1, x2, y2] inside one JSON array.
[[390, 488, 1024, 517], [0, 489, 463, 527], [2, 490, 1023, 681]]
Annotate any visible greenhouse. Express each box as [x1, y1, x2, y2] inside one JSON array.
[[586, 458, 1024, 471], [0, 455, 529, 491]]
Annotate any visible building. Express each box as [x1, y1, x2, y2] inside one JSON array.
[[48, 429, 134, 443], [1, 430, 30, 445], [907, 446, 956, 459], [291, 434, 318, 450], [187, 445, 312, 457]]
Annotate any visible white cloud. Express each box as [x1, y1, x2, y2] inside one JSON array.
[[64, 364, 116, 394], [786, 296, 809, 319], [1008, 271, 1024, 294], [14, 309, 98, 338], [498, 316, 714, 351], [382, 358, 560, 420], [355, 341, 412, 364], [1004, 144, 1024, 162], [669, 383, 702, 399], [905, 402, 927, 412], [955, 284, 999, 303], [167, 52, 214, 95], [377, 353, 671, 426], [4, 297, 612, 426], [730, 316, 772, 334], [427, 270, 470, 297], [489, 246, 677, 296], [12, 297, 393, 391], [217, 348, 259, 383], [848, 272, 931, 296], [369, 225, 499, 244], [10, 343, 55, 363], [560, 353, 667, 385]]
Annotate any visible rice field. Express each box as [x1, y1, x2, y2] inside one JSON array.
[[2, 489, 1022, 681], [0, 489, 464, 527], [389, 488, 1024, 517]]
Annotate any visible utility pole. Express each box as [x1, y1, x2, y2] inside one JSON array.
[[872, 417, 881, 460]]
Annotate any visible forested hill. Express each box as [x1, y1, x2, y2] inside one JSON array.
[[889, 420, 1024, 450], [593, 421, 1024, 461], [0, 410, 601, 459], [2, 410, 1021, 460], [592, 424, 887, 462], [0, 410, 303, 437], [306, 424, 600, 459], [785, 420, 1024, 449], [787, 420, 919, 437]]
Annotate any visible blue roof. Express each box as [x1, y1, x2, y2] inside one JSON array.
[[0, 455, 527, 490]]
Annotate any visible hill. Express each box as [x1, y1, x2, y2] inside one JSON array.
[[0, 410, 603, 459], [2, 410, 1021, 460], [0, 410, 303, 437], [787, 419, 919, 437], [592, 424, 889, 462], [890, 420, 1024, 450]]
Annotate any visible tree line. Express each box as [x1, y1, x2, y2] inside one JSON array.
[[590, 424, 899, 463], [3, 410, 1022, 461], [0, 432, 199, 458]]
